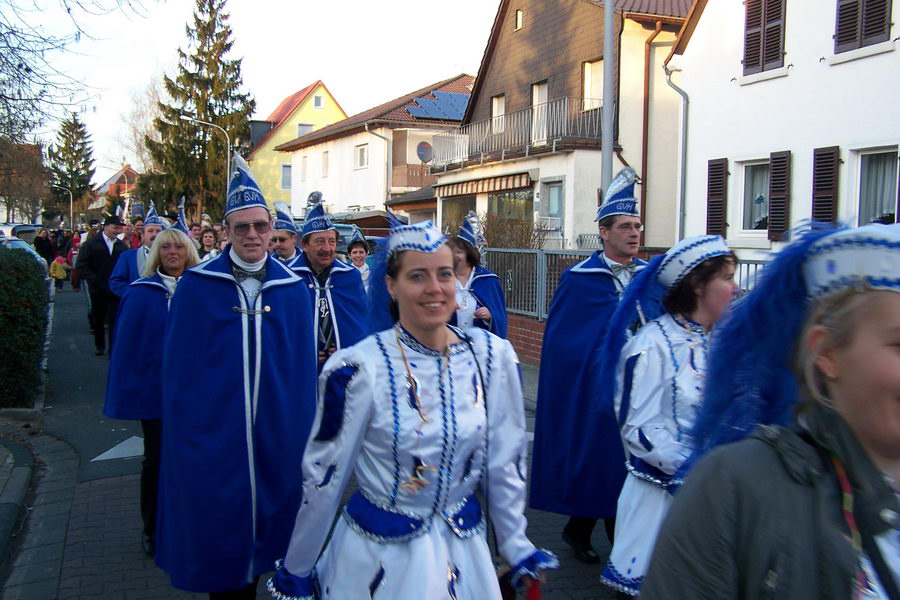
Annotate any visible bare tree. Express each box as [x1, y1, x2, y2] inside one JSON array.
[[482, 213, 554, 249], [0, 139, 48, 222], [117, 72, 166, 173]]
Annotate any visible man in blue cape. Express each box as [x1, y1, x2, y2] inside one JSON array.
[[287, 194, 369, 370], [270, 201, 302, 265], [529, 168, 648, 564], [109, 201, 166, 297], [155, 153, 318, 597]]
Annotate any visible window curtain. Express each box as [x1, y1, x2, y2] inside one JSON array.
[[743, 164, 769, 230], [859, 151, 898, 224]]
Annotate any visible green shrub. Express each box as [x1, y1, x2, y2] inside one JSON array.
[[0, 247, 49, 407]]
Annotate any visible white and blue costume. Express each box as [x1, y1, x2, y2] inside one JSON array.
[[109, 201, 167, 297], [598, 234, 732, 596]]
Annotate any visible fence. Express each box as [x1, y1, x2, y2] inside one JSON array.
[[483, 247, 768, 320]]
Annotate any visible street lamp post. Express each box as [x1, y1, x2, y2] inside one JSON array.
[[179, 114, 231, 191], [52, 185, 74, 230]]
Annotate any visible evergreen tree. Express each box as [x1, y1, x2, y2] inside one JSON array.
[[146, 0, 255, 220], [47, 112, 95, 221]]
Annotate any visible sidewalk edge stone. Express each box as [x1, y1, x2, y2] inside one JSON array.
[[0, 437, 34, 568]]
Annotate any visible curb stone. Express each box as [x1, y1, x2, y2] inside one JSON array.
[[0, 437, 34, 569]]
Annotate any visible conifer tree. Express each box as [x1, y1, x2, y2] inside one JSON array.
[[47, 112, 95, 220], [146, 0, 255, 220]]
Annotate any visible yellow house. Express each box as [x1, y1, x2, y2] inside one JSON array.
[[248, 81, 346, 206]]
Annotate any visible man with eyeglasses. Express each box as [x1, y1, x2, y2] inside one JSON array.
[[530, 167, 648, 566], [155, 154, 318, 599], [290, 194, 369, 371], [270, 202, 302, 264]]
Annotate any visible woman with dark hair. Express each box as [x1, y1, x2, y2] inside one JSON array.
[[446, 212, 508, 338], [33, 227, 56, 263], [267, 220, 556, 599], [198, 228, 219, 262], [596, 235, 737, 597]]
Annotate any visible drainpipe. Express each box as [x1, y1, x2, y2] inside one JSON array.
[[364, 122, 392, 210], [641, 21, 663, 245], [664, 64, 689, 241]]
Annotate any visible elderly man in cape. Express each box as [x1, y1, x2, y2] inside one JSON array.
[[155, 154, 318, 598], [530, 168, 648, 565], [109, 201, 166, 297], [285, 195, 369, 370]]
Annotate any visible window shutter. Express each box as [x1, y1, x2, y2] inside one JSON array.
[[862, 0, 891, 46], [835, 0, 862, 53], [767, 151, 791, 241], [707, 158, 728, 236], [743, 0, 764, 75], [762, 0, 786, 71], [812, 147, 840, 223]]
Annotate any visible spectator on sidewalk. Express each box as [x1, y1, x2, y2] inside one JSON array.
[[76, 215, 127, 355], [50, 251, 68, 291], [530, 168, 647, 564], [155, 154, 318, 599], [109, 202, 166, 297], [34, 228, 56, 264], [447, 211, 507, 338], [345, 229, 370, 292], [103, 227, 199, 558], [198, 228, 219, 262]]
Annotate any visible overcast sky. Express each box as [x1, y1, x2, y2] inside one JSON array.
[[32, 0, 499, 184]]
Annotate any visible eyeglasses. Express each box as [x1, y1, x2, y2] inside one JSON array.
[[231, 220, 271, 236], [609, 223, 644, 233]]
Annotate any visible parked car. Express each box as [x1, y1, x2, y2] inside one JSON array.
[[0, 224, 40, 245], [292, 221, 366, 255], [0, 234, 49, 276]]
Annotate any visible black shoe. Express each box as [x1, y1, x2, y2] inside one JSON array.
[[142, 534, 155, 556], [95, 348, 104, 356], [562, 531, 600, 564]]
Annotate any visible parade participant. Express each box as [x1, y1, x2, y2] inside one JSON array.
[[290, 195, 368, 370], [270, 201, 301, 264], [103, 228, 199, 557], [76, 215, 128, 355], [530, 167, 647, 563], [596, 235, 736, 596], [155, 154, 318, 598], [109, 201, 166, 297], [267, 220, 557, 599], [642, 224, 900, 600], [346, 229, 370, 292], [447, 211, 507, 338], [198, 228, 219, 262]]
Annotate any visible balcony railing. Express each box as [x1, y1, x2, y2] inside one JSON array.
[[392, 163, 437, 189], [432, 97, 603, 167]]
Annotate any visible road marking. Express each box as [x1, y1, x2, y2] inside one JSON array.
[[90, 436, 144, 461]]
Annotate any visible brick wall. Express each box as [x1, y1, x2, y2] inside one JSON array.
[[507, 313, 545, 366]]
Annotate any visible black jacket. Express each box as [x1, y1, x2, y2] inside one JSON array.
[[642, 402, 899, 600], [76, 234, 128, 296]]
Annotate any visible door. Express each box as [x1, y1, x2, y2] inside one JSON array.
[[531, 81, 548, 146]]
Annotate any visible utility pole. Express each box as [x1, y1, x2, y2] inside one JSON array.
[[601, 0, 616, 192]]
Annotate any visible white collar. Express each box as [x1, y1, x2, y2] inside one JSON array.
[[229, 247, 266, 272]]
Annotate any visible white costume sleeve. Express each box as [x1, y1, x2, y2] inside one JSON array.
[[281, 347, 375, 577], [618, 339, 688, 475], [480, 336, 537, 567]]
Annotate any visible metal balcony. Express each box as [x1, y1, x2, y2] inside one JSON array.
[[431, 97, 603, 168]]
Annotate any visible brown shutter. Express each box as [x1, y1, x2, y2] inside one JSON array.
[[812, 147, 841, 223], [743, 0, 764, 75], [835, 0, 862, 53], [707, 158, 728, 236], [763, 0, 786, 71], [861, 0, 891, 46], [767, 151, 791, 241]]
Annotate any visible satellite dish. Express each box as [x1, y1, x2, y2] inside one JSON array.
[[417, 141, 433, 164]]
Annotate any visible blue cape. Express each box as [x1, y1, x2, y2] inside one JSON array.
[[449, 265, 508, 338], [109, 248, 144, 297], [103, 272, 169, 420], [529, 251, 647, 518], [285, 252, 370, 367], [155, 251, 319, 592]]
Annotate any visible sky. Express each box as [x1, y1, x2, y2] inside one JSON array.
[[30, 0, 500, 185]]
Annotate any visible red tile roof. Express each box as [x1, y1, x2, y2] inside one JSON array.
[[586, 0, 691, 18], [274, 74, 475, 153]]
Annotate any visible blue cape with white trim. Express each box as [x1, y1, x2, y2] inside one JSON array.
[[109, 248, 143, 297], [448, 265, 508, 338], [104, 272, 169, 420], [155, 250, 318, 592], [529, 250, 647, 518]]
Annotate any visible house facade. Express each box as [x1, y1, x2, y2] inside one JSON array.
[[431, 0, 689, 249], [669, 0, 899, 259], [274, 74, 474, 220], [247, 81, 346, 207]]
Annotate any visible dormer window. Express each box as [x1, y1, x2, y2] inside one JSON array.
[[515, 9, 524, 31]]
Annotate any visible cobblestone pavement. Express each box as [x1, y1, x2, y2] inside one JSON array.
[[0, 290, 616, 599]]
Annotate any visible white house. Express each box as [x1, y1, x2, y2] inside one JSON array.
[[668, 0, 900, 259], [274, 74, 473, 221]]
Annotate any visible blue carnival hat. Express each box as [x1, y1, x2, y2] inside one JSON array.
[[172, 197, 189, 235], [458, 210, 486, 249], [597, 234, 733, 416], [301, 196, 334, 240], [386, 220, 445, 257], [225, 152, 269, 217], [347, 227, 366, 248], [682, 223, 900, 477], [143, 201, 167, 229], [273, 201, 298, 234], [596, 167, 641, 222]]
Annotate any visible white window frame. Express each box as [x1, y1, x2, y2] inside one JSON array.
[[739, 159, 770, 233], [354, 144, 369, 170], [582, 60, 603, 111], [491, 94, 505, 134], [281, 164, 292, 190], [322, 150, 329, 178], [855, 146, 899, 226], [300, 155, 308, 182]]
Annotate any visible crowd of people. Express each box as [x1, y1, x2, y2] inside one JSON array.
[[81, 156, 897, 600]]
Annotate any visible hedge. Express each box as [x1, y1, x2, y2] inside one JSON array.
[[0, 248, 49, 407]]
